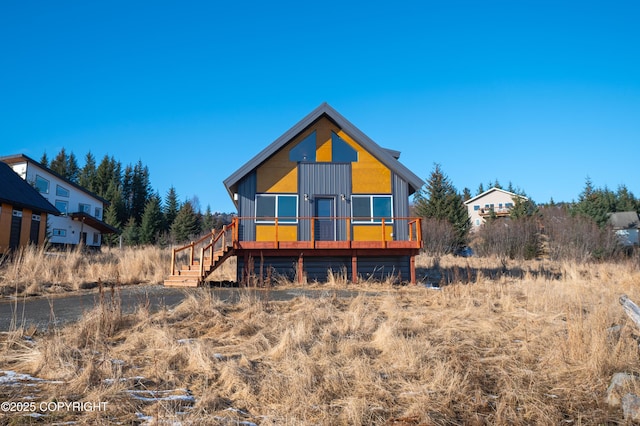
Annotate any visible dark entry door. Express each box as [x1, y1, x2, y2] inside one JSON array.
[[315, 197, 335, 241], [30, 214, 41, 244], [9, 210, 22, 250]]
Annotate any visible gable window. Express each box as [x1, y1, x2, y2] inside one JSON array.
[[79, 203, 91, 214], [289, 131, 316, 162], [473, 205, 480, 211], [331, 132, 358, 162], [56, 185, 69, 197], [256, 194, 298, 223], [352, 195, 393, 223], [505, 202, 514, 208], [55, 200, 68, 215], [35, 175, 49, 194], [95, 207, 102, 219]]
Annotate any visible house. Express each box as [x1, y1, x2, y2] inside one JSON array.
[[608, 211, 640, 246], [0, 162, 60, 252], [165, 103, 425, 286], [464, 187, 528, 230], [0, 154, 119, 248]]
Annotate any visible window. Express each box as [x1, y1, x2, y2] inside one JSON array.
[[95, 207, 102, 219], [505, 202, 514, 208], [53, 229, 66, 237], [93, 232, 100, 244], [55, 200, 68, 215], [35, 175, 49, 194], [473, 205, 480, 211], [56, 185, 69, 197], [79, 203, 91, 214], [289, 131, 316, 162], [331, 132, 358, 162], [498, 203, 503, 209], [351, 195, 393, 223], [255, 194, 298, 223]]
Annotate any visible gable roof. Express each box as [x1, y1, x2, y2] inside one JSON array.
[[224, 103, 425, 205], [0, 162, 59, 215], [464, 187, 528, 205], [0, 154, 110, 205], [608, 211, 640, 230]]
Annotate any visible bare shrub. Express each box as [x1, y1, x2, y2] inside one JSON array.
[[472, 217, 540, 260], [421, 217, 459, 255], [541, 206, 622, 262]]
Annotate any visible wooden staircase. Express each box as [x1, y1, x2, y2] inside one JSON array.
[[164, 221, 237, 287]]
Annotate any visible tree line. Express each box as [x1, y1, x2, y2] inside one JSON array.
[[40, 148, 233, 246], [412, 163, 639, 262]]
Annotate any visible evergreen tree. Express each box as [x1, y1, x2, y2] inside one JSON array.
[[171, 200, 200, 243], [122, 217, 140, 246], [462, 187, 471, 202], [131, 161, 151, 223], [509, 193, 537, 219], [476, 183, 485, 196], [40, 152, 49, 168], [103, 202, 122, 246], [573, 177, 615, 228], [50, 148, 69, 178], [78, 152, 97, 191], [95, 155, 122, 199], [67, 152, 80, 183], [616, 185, 638, 212], [201, 204, 215, 234], [164, 186, 180, 232], [414, 163, 470, 250], [140, 194, 163, 244]]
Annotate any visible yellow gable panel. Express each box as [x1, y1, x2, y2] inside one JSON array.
[[256, 145, 298, 193], [315, 117, 333, 162], [337, 130, 391, 193]]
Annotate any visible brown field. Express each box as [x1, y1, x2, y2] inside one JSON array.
[[1, 250, 640, 424]]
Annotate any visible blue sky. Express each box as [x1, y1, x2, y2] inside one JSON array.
[[2, 1, 638, 213]]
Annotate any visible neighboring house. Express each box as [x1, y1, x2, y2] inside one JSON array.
[[165, 103, 425, 286], [608, 211, 640, 246], [464, 187, 528, 230], [0, 162, 60, 252], [0, 154, 119, 248]]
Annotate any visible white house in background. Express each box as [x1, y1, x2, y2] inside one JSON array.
[[608, 211, 640, 246], [0, 154, 119, 248], [464, 187, 528, 230]]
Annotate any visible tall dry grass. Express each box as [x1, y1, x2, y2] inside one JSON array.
[[2, 256, 640, 424], [0, 245, 169, 297]]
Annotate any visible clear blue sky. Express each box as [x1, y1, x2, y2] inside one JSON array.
[[2, 1, 639, 213]]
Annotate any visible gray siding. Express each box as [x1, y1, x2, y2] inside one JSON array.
[[393, 172, 411, 240], [237, 255, 410, 283], [298, 163, 352, 241], [237, 171, 257, 241]]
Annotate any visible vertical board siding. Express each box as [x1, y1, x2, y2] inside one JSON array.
[[237, 255, 410, 283], [393, 173, 410, 241], [237, 172, 257, 241], [298, 163, 351, 241]]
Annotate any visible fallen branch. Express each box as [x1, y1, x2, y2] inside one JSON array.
[[620, 295, 640, 329]]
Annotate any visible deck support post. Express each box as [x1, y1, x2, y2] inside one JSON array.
[[298, 253, 304, 284], [351, 253, 358, 283], [410, 254, 416, 285]]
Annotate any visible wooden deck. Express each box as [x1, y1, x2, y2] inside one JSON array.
[[164, 217, 423, 287]]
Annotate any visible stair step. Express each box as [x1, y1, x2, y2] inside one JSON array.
[[164, 276, 200, 287]]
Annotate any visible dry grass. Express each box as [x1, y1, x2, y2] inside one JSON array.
[[0, 245, 169, 297], [1, 255, 640, 424]]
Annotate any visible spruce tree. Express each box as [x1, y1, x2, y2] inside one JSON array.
[[140, 195, 163, 244], [122, 217, 140, 246], [171, 201, 199, 243], [78, 152, 97, 191], [164, 186, 180, 233], [40, 152, 49, 168], [414, 163, 470, 251]]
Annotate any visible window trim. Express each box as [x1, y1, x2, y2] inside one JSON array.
[[351, 194, 394, 224], [255, 194, 299, 224]]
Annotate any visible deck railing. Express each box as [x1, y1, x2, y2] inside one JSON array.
[[232, 216, 423, 249], [170, 216, 422, 276]]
